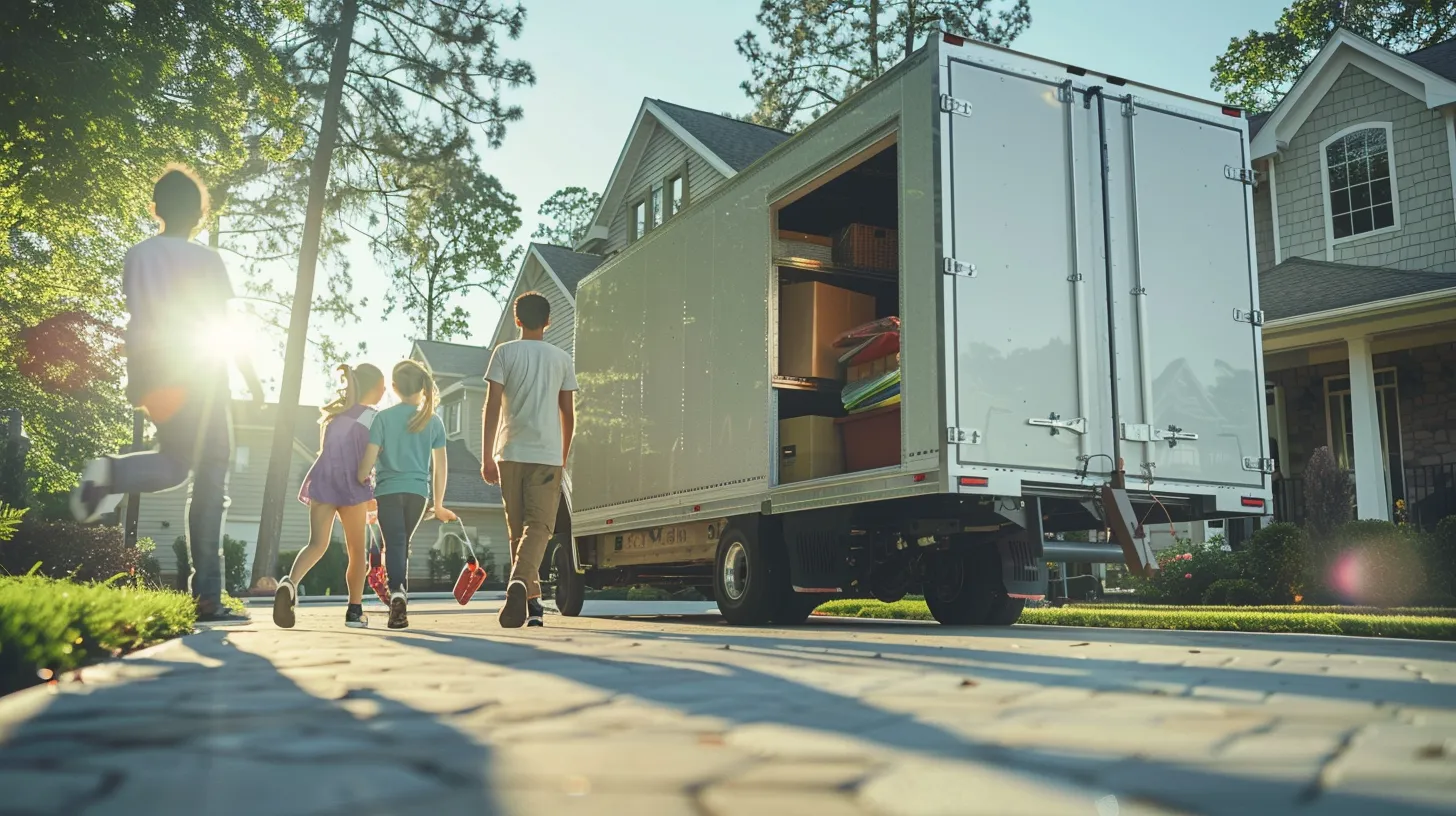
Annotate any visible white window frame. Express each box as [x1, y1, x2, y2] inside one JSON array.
[[1319, 122, 1401, 255], [1323, 367, 1402, 498], [234, 445, 250, 473], [443, 401, 462, 435]]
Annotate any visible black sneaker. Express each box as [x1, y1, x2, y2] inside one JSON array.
[[196, 599, 251, 624], [498, 580, 527, 628], [70, 457, 122, 523], [345, 604, 368, 629], [272, 577, 296, 629], [527, 597, 544, 628], [387, 592, 408, 630]]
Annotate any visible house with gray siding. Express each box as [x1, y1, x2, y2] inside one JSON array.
[[1247, 29, 1456, 528]]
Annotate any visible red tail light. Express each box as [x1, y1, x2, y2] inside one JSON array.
[[943, 33, 965, 46], [1222, 106, 1243, 118], [913, 473, 927, 483], [1241, 497, 1265, 509], [959, 476, 989, 488]]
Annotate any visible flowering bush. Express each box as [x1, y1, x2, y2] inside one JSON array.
[[1134, 539, 1239, 605], [1202, 578, 1267, 605]]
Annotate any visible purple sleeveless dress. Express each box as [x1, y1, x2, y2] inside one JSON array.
[[298, 404, 377, 507]]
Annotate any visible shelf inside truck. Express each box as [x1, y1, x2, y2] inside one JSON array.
[[774, 257, 896, 282], [772, 375, 840, 392]]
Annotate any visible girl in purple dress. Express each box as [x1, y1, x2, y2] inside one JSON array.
[[273, 363, 386, 629]]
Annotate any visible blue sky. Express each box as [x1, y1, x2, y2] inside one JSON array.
[[240, 0, 1289, 405]]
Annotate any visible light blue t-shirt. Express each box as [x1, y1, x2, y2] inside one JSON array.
[[369, 403, 446, 498]]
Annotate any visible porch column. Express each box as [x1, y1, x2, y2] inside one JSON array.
[[1346, 336, 1389, 521]]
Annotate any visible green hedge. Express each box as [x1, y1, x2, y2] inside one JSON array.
[[0, 574, 196, 694], [813, 599, 1456, 640]]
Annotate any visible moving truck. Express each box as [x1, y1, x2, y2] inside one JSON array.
[[550, 33, 1272, 625]]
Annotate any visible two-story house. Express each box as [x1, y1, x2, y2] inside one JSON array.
[[1250, 29, 1456, 528]]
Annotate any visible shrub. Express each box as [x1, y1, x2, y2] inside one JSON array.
[[172, 535, 251, 594], [278, 539, 352, 596], [0, 575, 195, 694], [0, 519, 143, 582], [1313, 521, 1427, 607], [1239, 523, 1307, 603], [0, 502, 25, 542], [1134, 539, 1239, 605], [1304, 447, 1351, 538], [1202, 578, 1267, 605], [1424, 517, 1456, 601]]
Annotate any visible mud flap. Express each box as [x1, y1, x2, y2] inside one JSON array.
[[997, 497, 1047, 599]]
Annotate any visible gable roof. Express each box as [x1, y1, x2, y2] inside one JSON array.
[[1404, 36, 1456, 82], [531, 243, 604, 296], [648, 100, 790, 173], [443, 439, 502, 507], [577, 98, 790, 250], [1250, 28, 1456, 159], [412, 340, 492, 378], [1259, 257, 1456, 321]]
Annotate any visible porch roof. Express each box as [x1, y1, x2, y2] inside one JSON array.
[[1260, 257, 1456, 321]]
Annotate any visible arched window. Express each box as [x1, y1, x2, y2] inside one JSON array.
[[1321, 123, 1399, 243]]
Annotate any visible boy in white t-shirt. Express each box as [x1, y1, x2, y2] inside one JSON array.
[[480, 292, 577, 628], [71, 165, 262, 622]]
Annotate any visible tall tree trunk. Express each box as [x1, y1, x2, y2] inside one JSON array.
[[868, 0, 881, 76], [251, 0, 358, 588], [426, 273, 436, 341], [903, 0, 916, 59]]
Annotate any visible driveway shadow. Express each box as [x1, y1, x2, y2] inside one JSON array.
[[0, 629, 499, 816], [395, 627, 1454, 816]]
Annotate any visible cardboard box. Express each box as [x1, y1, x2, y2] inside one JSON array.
[[848, 353, 900, 384], [779, 416, 843, 484], [779, 282, 875, 380]]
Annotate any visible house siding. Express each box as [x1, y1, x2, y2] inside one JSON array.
[[1254, 164, 1276, 273], [493, 260, 575, 356], [604, 121, 728, 255], [413, 509, 511, 588], [139, 426, 314, 582], [1275, 65, 1456, 270]]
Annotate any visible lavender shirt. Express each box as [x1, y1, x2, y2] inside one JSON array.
[[298, 404, 377, 507]]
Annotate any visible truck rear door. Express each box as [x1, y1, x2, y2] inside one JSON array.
[[1104, 100, 1267, 489], [940, 58, 1110, 476]]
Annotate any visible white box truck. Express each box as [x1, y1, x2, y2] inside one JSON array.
[[550, 34, 1272, 625]]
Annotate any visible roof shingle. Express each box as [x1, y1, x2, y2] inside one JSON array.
[[1260, 257, 1456, 321], [650, 99, 790, 172], [1404, 36, 1456, 82], [531, 243, 604, 295], [413, 340, 492, 377]]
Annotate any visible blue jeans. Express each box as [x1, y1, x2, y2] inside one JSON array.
[[376, 492, 425, 594], [110, 387, 232, 604]]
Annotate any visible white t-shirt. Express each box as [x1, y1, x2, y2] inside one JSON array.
[[121, 235, 234, 394], [485, 339, 578, 466]]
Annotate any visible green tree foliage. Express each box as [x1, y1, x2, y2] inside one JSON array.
[[736, 0, 1031, 130], [532, 187, 601, 248], [1304, 446, 1352, 540], [379, 153, 522, 341], [0, 1, 299, 494], [1212, 0, 1456, 112]]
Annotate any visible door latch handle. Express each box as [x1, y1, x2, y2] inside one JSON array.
[[1028, 413, 1087, 436]]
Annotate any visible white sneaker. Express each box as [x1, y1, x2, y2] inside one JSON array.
[[272, 577, 296, 629], [70, 458, 122, 523]]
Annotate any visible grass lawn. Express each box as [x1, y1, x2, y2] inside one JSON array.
[[813, 599, 1456, 640], [0, 575, 198, 695]]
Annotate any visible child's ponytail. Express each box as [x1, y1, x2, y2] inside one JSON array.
[[320, 364, 358, 425], [392, 360, 439, 434]]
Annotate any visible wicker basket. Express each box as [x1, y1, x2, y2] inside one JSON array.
[[774, 230, 834, 265], [833, 224, 897, 271]]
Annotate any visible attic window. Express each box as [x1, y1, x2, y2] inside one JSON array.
[[666, 167, 687, 218], [631, 199, 647, 241], [651, 183, 664, 228], [1321, 123, 1398, 243]]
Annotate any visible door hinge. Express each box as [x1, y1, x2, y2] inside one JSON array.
[[1223, 165, 1257, 185], [1056, 81, 1075, 104], [1028, 413, 1086, 436], [1233, 308, 1264, 326], [1243, 456, 1276, 474], [1121, 98, 1137, 118], [948, 427, 983, 445], [943, 257, 977, 278], [940, 94, 973, 117]]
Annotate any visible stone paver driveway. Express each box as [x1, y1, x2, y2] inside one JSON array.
[[2, 599, 1453, 815]]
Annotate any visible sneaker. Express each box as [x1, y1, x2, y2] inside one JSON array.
[[527, 597, 544, 628], [70, 458, 123, 523], [498, 580, 528, 629], [387, 592, 409, 630], [196, 599, 251, 624], [272, 577, 296, 629], [345, 604, 368, 629]]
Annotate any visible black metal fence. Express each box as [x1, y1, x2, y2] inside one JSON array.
[[1271, 464, 1456, 531]]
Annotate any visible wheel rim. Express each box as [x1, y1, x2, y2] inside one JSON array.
[[722, 540, 750, 602]]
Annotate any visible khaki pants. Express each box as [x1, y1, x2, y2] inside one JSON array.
[[499, 461, 563, 599]]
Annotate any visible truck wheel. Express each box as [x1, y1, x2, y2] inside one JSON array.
[[713, 522, 784, 625], [923, 547, 997, 625], [552, 540, 585, 617]]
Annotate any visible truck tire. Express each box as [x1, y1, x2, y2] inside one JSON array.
[[986, 594, 1025, 626], [770, 593, 823, 626], [552, 540, 585, 617], [924, 546, 997, 626], [713, 522, 785, 625]]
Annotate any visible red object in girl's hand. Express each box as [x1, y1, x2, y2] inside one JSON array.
[[366, 542, 390, 605], [453, 557, 487, 605], [448, 519, 487, 605]]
